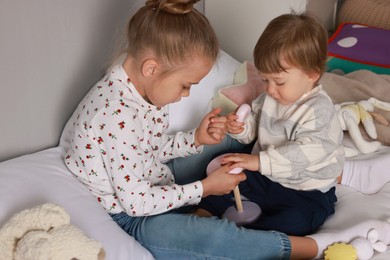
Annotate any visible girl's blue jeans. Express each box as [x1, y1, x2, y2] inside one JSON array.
[[110, 136, 291, 259]]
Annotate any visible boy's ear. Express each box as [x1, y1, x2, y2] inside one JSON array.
[[142, 59, 159, 78], [308, 71, 321, 83]]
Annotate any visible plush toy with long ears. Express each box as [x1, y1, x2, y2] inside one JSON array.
[[335, 97, 390, 157]]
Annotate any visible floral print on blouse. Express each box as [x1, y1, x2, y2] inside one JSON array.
[[65, 65, 203, 216]]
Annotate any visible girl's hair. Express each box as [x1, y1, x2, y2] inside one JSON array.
[[124, 0, 219, 68], [253, 13, 328, 75]]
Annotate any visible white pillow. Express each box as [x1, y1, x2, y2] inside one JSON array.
[[0, 147, 154, 260]]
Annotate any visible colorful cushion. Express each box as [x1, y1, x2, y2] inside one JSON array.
[[327, 23, 390, 74]]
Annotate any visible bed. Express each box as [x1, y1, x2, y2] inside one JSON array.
[[1, 1, 389, 260]]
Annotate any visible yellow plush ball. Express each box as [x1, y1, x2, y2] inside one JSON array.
[[324, 243, 357, 260]]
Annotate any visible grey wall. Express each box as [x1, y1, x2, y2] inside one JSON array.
[[0, 0, 141, 161]]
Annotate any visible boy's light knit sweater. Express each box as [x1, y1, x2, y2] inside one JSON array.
[[233, 85, 345, 191]]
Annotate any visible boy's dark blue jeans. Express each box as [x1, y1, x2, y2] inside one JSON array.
[[199, 171, 337, 236]]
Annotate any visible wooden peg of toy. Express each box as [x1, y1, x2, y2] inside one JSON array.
[[206, 153, 261, 226]]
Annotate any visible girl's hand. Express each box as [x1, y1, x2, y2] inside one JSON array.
[[221, 153, 260, 172], [227, 112, 245, 134], [201, 164, 246, 198], [195, 108, 227, 147]]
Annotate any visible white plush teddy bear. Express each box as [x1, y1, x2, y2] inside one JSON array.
[[0, 203, 105, 260], [335, 97, 390, 157]]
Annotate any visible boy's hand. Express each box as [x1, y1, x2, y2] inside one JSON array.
[[221, 153, 260, 172], [195, 108, 227, 147], [227, 112, 245, 134]]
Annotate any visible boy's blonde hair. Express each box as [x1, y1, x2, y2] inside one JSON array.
[[125, 0, 219, 68], [253, 13, 328, 75]]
